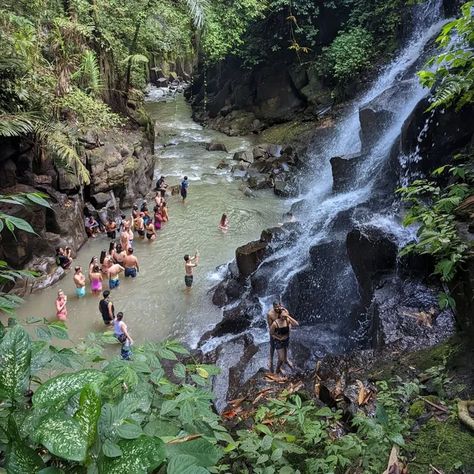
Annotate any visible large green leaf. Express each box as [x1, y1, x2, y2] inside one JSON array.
[[167, 454, 210, 474], [33, 369, 106, 408], [0, 325, 31, 404], [6, 441, 45, 474], [99, 436, 165, 474], [37, 414, 88, 462], [74, 384, 101, 449], [165, 438, 222, 467]]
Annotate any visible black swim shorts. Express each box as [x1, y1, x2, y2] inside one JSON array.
[[184, 275, 193, 287]]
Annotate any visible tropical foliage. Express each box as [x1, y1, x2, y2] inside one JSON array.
[[418, 1, 474, 111]]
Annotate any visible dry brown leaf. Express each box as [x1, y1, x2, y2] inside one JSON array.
[[253, 388, 273, 405], [222, 406, 242, 420], [228, 397, 246, 408], [314, 382, 320, 398], [264, 373, 287, 383], [287, 381, 304, 394], [382, 446, 400, 474]]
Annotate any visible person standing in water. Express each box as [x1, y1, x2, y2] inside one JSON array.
[[161, 201, 169, 222], [99, 290, 115, 325], [55, 289, 68, 320], [89, 265, 103, 295], [108, 262, 124, 289], [184, 250, 199, 289], [114, 312, 133, 360], [73, 266, 86, 298], [218, 213, 229, 232], [270, 306, 299, 375], [123, 248, 139, 278], [180, 176, 189, 202]]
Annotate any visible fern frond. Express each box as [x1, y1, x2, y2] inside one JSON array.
[[122, 54, 149, 65], [0, 114, 34, 137], [184, 0, 208, 29], [35, 122, 90, 185], [72, 50, 103, 95]]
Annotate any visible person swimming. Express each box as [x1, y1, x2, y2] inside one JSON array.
[[218, 213, 229, 232]]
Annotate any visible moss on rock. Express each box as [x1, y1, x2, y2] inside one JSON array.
[[408, 418, 474, 474]]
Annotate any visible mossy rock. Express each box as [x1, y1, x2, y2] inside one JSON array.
[[259, 121, 316, 147], [407, 418, 474, 474], [409, 400, 425, 419]]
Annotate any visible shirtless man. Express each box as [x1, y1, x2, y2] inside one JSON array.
[[108, 263, 124, 289], [123, 248, 139, 278], [184, 250, 199, 289], [105, 218, 117, 239], [120, 225, 133, 251], [267, 301, 298, 372], [73, 266, 86, 298]]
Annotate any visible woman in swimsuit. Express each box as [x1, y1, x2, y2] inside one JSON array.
[[270, 309, 299, 374], [218, 213, 229, 232], [55, 289, 68, 321], [161, 202, 169, 222], [89, 265, 103, 295], [112, 243, 126, 264], [100, 250, 113, 277], [134, 214, 145, 239], [154, 206, 163, 231], [145, 221, 156, 241], [89, 256, 99, 276]]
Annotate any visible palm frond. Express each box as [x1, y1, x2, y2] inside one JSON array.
[[0, 114, 34, 137], [184, 0, 208, 29]]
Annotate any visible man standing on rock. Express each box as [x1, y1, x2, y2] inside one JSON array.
[[184, 250, 199, 289], [99, 290, 115, 325], [73, 266, 86, 298], [124, 247, 139, 278], [180, 176, 189, 202], [267, 301, 297, 372]]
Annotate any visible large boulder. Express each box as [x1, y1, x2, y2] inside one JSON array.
[[205, 142, 228, 152], [401, 99, 474, 175], [359, 80, 416, 152], [235, 240, 268, 279], [346, 226, 398, 306], [330, 153, 364, 192]]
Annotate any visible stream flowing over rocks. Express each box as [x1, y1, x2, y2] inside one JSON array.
[[192, 0, 474, 412]]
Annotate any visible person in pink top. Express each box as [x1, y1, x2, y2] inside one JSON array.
[[55, 289, 68, 321]]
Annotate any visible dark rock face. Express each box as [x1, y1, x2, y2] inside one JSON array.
[[330, 153, 364, 192], [401, 99, 474, 176], [448, 257, 474, 332], [359, 80, 416, 152], [283, 240, 360, 327], [346, 226, 398, 306], [368, 278, 455, 350]]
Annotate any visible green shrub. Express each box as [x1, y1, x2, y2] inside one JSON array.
[[322, 27, 374, 83]]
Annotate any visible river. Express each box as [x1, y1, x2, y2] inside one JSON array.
[[15, 95, 286, 347]]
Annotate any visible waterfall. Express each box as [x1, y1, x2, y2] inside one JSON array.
[[259, 0, 448, 318]]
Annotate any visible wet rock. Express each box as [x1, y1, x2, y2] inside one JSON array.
[[368, 278, 455, 350], [91, 192, 113, 208], [273, 175, 295, 197], [284, 239, 359, 326], [232, 168, 248, 179], [205, 142, 228, 152], [346, 226, 398, 306], [235, 240, 268, 278], [330, 153, 364, 193], [216, 161, 230, 170], [359, 80, 416, 152], [247, 171, 269, 190], [401, 99, 474, 175], [233, 150, 254, 164]]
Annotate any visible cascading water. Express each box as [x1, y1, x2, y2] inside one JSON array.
[[258, 0, 448, 310]]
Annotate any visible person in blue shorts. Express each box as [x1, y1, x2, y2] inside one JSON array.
[[180, 176, 189, 201], [123, 247, 139, 278], [73, 266, 86, 297]]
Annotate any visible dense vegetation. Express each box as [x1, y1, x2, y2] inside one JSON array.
[[399, 1, 474, 312], [200, 0, 408, 87]]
